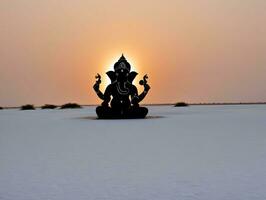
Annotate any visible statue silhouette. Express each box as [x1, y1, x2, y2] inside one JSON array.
[[93, 54, 150, 119]]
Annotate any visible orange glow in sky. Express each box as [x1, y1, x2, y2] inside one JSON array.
[[0, 0, 266, 106]]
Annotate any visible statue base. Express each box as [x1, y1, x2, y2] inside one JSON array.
[[96, 106, 148, 119]]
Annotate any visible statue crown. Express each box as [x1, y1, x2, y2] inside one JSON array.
[[114, 54, 131, 72]]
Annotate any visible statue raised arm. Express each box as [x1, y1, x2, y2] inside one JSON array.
[[93, 73, 104, 100]]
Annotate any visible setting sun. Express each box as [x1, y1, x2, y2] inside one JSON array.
[[99, 53, 141, 90]]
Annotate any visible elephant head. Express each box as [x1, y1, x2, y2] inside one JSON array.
[[106, 54, 138, 84]]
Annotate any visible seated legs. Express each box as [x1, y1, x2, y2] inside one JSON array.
[[96, 106, 148, 119], [125, 107, 148, 119]]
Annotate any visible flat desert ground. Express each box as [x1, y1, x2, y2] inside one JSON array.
[[0, 105, 266, 200]]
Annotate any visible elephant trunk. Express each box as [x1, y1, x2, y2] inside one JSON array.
[[116, 82, 129, 95]]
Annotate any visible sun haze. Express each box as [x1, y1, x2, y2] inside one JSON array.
[[0, 0, 266, 106]]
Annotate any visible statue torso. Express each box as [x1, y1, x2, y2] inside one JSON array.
[[106, 82, 137, 110]]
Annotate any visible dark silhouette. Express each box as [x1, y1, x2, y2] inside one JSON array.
[[41, 104, 58, 109], [175, 102, 189, 107], [0, 107, 3, 110], [60, 103, 82, 109], [93, 54, 150, 119], [21, 104, 35, 110]]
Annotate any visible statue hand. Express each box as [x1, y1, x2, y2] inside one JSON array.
[[139, 74, 150, 92], [93, 73, 101, 92]]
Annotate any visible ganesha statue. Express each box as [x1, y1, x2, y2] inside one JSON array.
[[93, 54, 150, 119]]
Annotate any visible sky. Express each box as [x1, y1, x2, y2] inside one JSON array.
[[0, 0, 265, 106]]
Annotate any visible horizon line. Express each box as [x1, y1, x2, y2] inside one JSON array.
[[1, 102, 266, 109]]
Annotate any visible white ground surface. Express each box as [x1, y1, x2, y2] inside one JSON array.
[[0, 105, 266, 200]]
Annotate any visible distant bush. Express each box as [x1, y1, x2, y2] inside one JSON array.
[[0, 107, 3, 110], [60, 103, 82, 109], [41, 104, 58, 109], [21, 104, 35, 110], [175, 102, 189, 107]]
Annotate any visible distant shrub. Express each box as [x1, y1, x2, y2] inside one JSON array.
[[41, 104, 58, 109], [21, 104, 35, 110], [0, 107, 3, 110], [60, 103, 82, 109], [175, 102, 189, 107]]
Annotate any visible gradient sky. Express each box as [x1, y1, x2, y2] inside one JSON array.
[[0, 0, 266, 106]]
